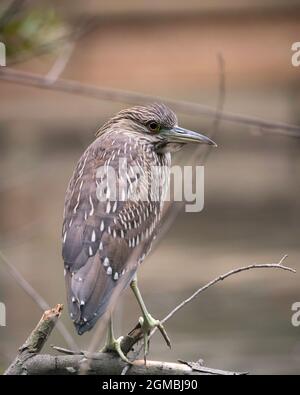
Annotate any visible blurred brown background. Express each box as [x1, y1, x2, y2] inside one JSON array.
[[0, 0, 300, 374]]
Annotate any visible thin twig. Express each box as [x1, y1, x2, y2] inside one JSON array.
[[0, 249, 78, 351], [51, 346, 83, 356], [178, 359, 248, 375], [0, 67, 300, 137], [121, 254, 295, 374], [45, 42, 75, 84], [160, 254, 295, 325], [202, 52, 226, 163], [154, 53, 226, 249]]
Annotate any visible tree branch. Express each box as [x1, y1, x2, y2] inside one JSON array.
[[120, 254, 296, 374], [45, 42, 75, 84], [4, 304, 63, 375], [160, 255, 295, 325], [154, 53, 226, 250], [4, 304, 245, 375], [9, 353, 247, 375], [0, 67, 300, 137], [5, 255, 295, 375]]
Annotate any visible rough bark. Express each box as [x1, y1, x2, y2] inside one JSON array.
[[4, 304, 245, 376], [5, 304, 63, 375]]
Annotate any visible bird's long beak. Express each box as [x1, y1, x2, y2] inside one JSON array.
[[160, 126, 217, 146]]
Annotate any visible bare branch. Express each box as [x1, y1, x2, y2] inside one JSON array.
[[160, 254, 295, 326], [154, 53, 227, 250], [0, 67, 300, 137], [45, 42, 75, 84], [5, 255, 295, 375], [5, 305, 245, 375], [121, 255, 295, 374], [202, 52, 226, 163], [5, 304, 63, 375], [51, 346, 83, 356], [9, 353, 244, 375], [0, 250, 78, 351], [178, 359, 247, 376]]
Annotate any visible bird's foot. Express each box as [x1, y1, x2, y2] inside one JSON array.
[[100, 336, 133, 365], [139, 313, 171, 364]]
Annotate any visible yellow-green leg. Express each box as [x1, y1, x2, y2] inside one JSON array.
[[130, 276, 171, 362], [101, 316, 132, 364]]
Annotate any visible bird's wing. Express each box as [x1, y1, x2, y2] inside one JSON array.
[[62, 139, 162, 334]]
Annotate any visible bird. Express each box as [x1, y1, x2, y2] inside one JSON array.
[[62, 103, 216, 363]]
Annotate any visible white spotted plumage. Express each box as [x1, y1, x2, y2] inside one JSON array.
[[63, 103, 177, 334]]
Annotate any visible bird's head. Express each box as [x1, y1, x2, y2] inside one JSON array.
[[97, 103, 217, 153]]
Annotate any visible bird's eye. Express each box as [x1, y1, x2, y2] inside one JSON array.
[[147, 121, 160, 133]]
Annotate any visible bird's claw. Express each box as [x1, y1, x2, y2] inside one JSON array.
[[100, 336, 133, 365], [157, 322, 171, 349], [139, 314, 171, 364]]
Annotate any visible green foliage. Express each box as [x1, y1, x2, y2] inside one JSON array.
[[0, 5, 67, 64]]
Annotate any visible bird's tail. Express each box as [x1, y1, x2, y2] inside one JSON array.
[[65, 261, 136, 335]]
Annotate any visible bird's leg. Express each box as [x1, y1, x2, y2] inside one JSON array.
[[100, 316, 132, 364], [130, 276, 171, 362]]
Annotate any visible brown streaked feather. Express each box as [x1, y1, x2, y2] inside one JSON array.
[[62, 131, 169, 334]]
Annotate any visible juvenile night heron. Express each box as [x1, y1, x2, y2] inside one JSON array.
[[62, 103, 216, 362]]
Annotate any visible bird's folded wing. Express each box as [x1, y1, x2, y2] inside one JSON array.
[[62, 141, 162, 333]]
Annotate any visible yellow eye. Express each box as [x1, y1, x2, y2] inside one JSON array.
[[148, 121, 160, 133]]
